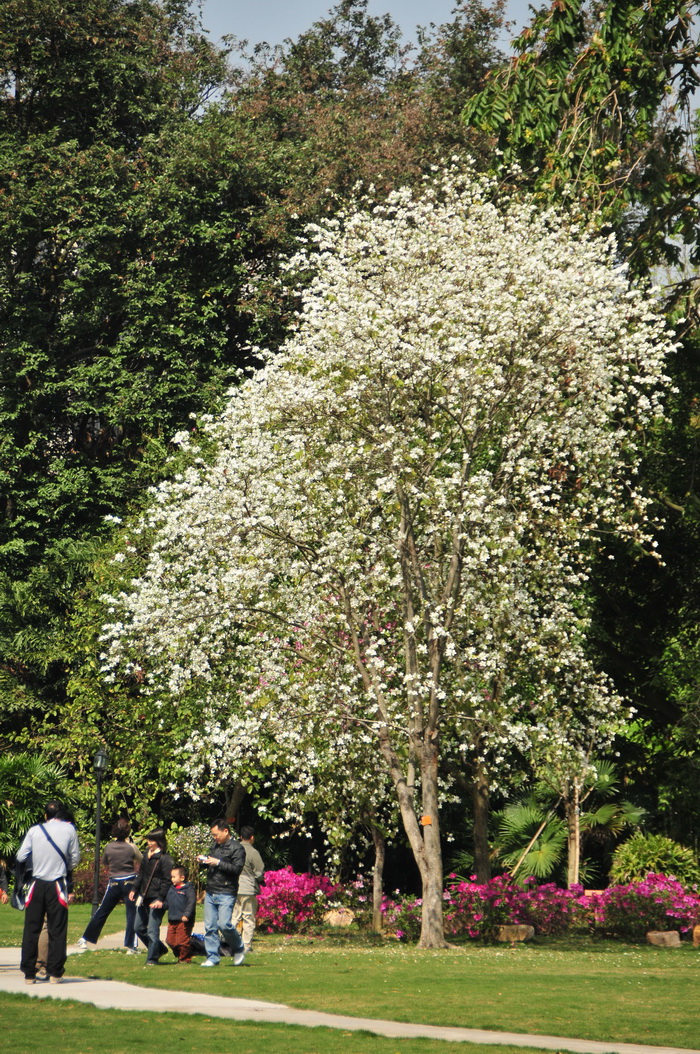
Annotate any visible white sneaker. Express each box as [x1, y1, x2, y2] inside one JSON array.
[[233, 949, 246, 966], [125, 948, 140, 955], [75, 937, 88, 952], [200, 959, 219, 967]]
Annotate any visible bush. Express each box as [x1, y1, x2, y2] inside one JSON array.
[[71, 864, 108, 904], [257, 867, 339, 933], [247, 868, 700, 942], [167, 824, 211, 896], [610, 833, 700, 886], [588, 873, 700, 938]]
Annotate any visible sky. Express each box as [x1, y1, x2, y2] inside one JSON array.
[[198, 0, 536, 50]]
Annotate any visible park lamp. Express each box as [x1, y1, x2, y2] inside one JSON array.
[[93, 747, 109, 776], [91, 747, 109, 917]]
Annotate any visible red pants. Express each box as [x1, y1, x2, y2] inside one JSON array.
[[166, 919, 194, 962]]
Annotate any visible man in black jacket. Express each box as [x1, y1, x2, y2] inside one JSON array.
[[199, 819, 246, 967]]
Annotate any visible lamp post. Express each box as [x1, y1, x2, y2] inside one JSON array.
[[91, 747, 109, 917]]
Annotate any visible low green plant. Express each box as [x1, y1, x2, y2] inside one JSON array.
[[610, 832, 700, 886]]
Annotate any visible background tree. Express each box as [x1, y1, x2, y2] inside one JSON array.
[[464, 0, 700, 278], [465, 0, 700, 851], [3, 0, 511, 833], [0, 0, 256, 754]]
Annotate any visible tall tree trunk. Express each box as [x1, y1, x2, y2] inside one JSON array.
[[370, 824, 385, 934], [378, 728, 447, 948], [470, 759, 492, 883], [416, 739, 446, 947], [565, 784, 580, 888]]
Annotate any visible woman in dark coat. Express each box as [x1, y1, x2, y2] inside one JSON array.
[[128, 828, 173, 965]]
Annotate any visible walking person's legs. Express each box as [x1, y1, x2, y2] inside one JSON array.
[[217, 894, 245, 957], [234, 894, 258, 953], [122, 882, 138, 949], [81, 881, 122, 945], [202, 892, 222, 964], [145, 903, 167, 963], [44, 880, 69, 979], [20, 881, 47, 981]]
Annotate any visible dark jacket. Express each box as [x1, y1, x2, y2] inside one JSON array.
[[165, 881, 196, 922], [201, 837, 245, 896], [132, 850, 173, 903]]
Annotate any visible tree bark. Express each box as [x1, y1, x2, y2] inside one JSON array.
[[470, 759, 492, 883], [565, 784, 580, 888], [225, 782, 247, 826], [377, 727, 447, 947], [370, 824, 385, 934], [416, 739, 446, 948]]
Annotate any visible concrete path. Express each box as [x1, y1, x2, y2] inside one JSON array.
[[0, 938, 695, 1054]]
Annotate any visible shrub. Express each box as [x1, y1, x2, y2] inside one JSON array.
[[71, 864, 108, 904], [250, 868, 700, 942], [610, 833, 700, 886], [257, 867, 338, 933], [589, 873, 700, 937], [443, 875, 590, 939], [167, 824, 211, 896]]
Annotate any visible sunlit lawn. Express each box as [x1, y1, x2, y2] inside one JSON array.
[[63, 931, 700, 1049], [0, 903, 124, 947], [0, 991, 562, 1054]]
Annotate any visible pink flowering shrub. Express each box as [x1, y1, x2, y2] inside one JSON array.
[[256, 867, 339, 933], [443, 875, 590, 939], [256, 869, 700, 941], [586, 873, 700, 938]]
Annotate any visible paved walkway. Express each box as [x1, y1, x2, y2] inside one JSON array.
[[0, 937, 695, 1054]]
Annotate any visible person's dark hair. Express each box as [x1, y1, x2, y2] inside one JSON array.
[[172, 864, 188, 881], [240, 826, 254, 840], [57, 806, 74, 824], [145, 828, 167, 851], [112, 818, 130, 841], [44, 801, 62, 819], [211, 819, 230, 833]]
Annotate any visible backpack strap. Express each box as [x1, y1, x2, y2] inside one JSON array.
[[38, 824, 69, 872]]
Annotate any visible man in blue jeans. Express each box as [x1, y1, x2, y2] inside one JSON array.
[[198, 819, 246, 967]]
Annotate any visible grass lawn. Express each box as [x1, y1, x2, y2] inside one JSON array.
[[64, 932, 699, 1050], [0, 993, 562, 1054], [0, 903, 126, 946]]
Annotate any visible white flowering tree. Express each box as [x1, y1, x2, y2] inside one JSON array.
[[102, 166, 673, 946]]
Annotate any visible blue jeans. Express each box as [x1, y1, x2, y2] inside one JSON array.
[[134, 900, 167, 963], [203, 892, 244, 963], [82, 878, 137, 949]]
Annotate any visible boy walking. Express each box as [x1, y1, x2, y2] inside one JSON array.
[[165, 866, 196, 963]]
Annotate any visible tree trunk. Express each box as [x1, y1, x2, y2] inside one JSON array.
[[225, 782, 247, 826], [565, 785, 580, 888], [416, 740, 446, 947], [470, 759, 492, 883], [377, 728, 447, 947], [370, 824, 385, 934]]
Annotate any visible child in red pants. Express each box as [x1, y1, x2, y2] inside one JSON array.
[[165, 866, 196, 963]]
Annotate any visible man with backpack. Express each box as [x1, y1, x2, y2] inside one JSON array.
[[16, 801, 81, 984]]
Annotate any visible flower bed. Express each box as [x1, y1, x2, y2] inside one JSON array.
[[257, 866, 338, 933], [254, 868, 700, 941], [585, 873, 700, 938]]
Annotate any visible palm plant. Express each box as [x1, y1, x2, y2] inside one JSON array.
[[0, 753, 72, 857], [493, 761, 646, 885]]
